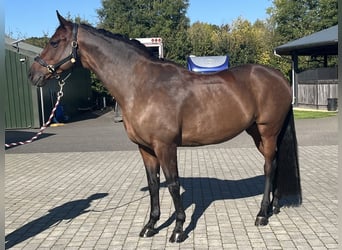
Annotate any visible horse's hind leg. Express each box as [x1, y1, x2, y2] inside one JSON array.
[[255, 148, 277, 226], [247, 124, 277, 226], [139, 145, 161, 238]]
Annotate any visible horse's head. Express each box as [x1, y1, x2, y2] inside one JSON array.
[[29, 11, 78, 86]]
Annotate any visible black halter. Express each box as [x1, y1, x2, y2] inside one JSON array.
[[34, 23, 78, 78]]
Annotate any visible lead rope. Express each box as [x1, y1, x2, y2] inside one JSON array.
[[5, 74, 70, 148]]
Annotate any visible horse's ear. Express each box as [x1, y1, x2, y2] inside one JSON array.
[[56, 10, 68, 27]]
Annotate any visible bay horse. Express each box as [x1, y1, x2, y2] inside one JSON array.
[[29, 12, 301, 243]]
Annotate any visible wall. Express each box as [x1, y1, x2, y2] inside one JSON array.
[[4, 49, 40, 128], [297, 67, 338, 110]]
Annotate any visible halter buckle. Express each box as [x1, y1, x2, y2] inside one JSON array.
[[47, 65, 55, 74], [71, 41, 78, 48]]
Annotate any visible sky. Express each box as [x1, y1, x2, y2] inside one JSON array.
[[5, 0, 272, 39]]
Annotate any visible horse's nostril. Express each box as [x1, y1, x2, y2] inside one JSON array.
[[27, 70, 42, 86], [28, 70, 35, 82]]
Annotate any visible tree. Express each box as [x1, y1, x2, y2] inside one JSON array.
[[314, 0, 338, 30], [210, 24, 230, 56], [267, 0, 337, 44], [97, 0, 191, 65], [225, 18, 278, 66], [187, 22, 218, 56], [228, 18, 258, 65], [24, 35, 50, 48]]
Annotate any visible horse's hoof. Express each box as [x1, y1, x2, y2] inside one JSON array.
[[169, 230, 186, 243], [273, 206, 280, 214], [255, 216, 268, 226], [139, 226, 158, 238]]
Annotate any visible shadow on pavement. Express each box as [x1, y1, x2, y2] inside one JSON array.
[[5, 193, 108, 249], [67, 109, 108, 123], [5, 131, 55, 150], [141, 175, 265, 240]]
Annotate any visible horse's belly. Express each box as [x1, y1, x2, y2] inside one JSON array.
[[180, 117, 251, 146], [181, 132, 241, 146], [179, 83, 256, 146]]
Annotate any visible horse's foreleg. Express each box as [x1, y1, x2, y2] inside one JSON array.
[[255, 136, 277, 226], [139, 146, 161, 238], [168, 179, 186, 243], [155, 143, 186, 243]]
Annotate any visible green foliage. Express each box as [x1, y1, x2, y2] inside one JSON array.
[[316, 0, 338, 29], [24, 36, 49, 48], [97, 0, 191, 65], [228, 18, 264, 65], [90, 72, 107, 95], [267, 0, 338, 44], [187, 22, 218, 56]]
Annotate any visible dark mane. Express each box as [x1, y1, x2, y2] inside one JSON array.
[[79, 23, 159, 61]]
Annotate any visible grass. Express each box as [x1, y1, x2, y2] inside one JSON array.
[[293, 109, 338, 119]]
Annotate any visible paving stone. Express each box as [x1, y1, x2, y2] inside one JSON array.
[[5, 145, 337, 249]]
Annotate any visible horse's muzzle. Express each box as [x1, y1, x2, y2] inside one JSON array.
[[28, 69, 46, 87]]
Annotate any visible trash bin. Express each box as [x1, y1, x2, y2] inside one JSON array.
[[327, 98, 338, 111]]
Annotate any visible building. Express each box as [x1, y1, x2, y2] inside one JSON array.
[[274, 25, 338, 110], [4, 37, 94, 129]]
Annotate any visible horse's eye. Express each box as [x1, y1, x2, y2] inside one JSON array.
[[50, 40, 60, 48]]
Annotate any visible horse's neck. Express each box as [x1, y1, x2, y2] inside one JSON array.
[[78, 27, 144, 108]]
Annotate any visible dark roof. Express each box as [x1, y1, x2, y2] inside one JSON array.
[[274, 25, 338, 56], [5, 36, 42, 58]]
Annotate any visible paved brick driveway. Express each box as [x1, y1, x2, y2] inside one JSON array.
[[5, 113, 338, 249]]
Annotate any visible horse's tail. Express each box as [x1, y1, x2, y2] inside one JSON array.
[[275, 106, 302, 206]]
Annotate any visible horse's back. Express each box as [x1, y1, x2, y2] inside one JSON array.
[[227, 64, 291, 96]]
